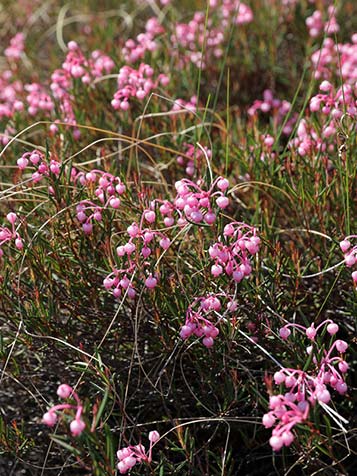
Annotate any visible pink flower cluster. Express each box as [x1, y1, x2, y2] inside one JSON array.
[[0, 70, 23, 119], [17, 149, 61, 183], [289, 119, 327, 157], [25, 83, 54, 116], [0, 69, 23, 143], [103, 207, 171, 297], [340, 236, 357, 285], [100, 173, 236, 298], [4, 33, 25, 60], [306, 6, 339, 38], [111, 63, 169, 111], [171, 176, 230, 226], [73, 170, 126, 234], [172, 95, 197, 112], [171, 12, 225, 68], [0, 213, 23, 257], [117, 431, 160, 474], [170, 1, 253, 69], [263, 395, 309, 451], [123, 17, 165, 63], [209, 222, 260, 283], [42, 384, 86, 437], [306, 10, 323, 37], [176, 142, 211, 176], [53, 41, 114, 86], [50, 41, 115, 136], [212, 0, 253, 26], [171, 0, 253, 69], [180, 294, 238, 347], [248, 89, 296, 135], [311, 36, 357, 82], [264, 319, 349, 451], [310, 81, 356, 123], [278, 321, 348, 397]]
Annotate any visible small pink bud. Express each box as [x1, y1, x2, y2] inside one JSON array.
[[335, 340, 348, 353], [217, 178, 229, 191], [180, 325, 193, 340], [190, 211, 203, 222], [262, 413, 275, 428], [319, 80, 332, 92], [326, 323, 339, 335], [159, 237, 171, 249], [264, 135, 274, 147], [82, 223, 93, 234], [70, 418, 85, 436], [202, 336, 214, 348], [281, 431, 294, 446], [6, 212, 17, 224], [269, 435, 284, 451], [127, 287, 136, 299], [30, 153, 40, 164], [164, 216, 174, 227], [216, 196, 229, 209], [204, 212, 216, 224], [144, 210, 156, 223], [336, 381, 347, 394], [109, 197, 121, 209], [269, 395, 281, 409], [284, 392, 296, 403], [123, 456, 137, 468], [42, 411, 57, 427], [273, 371, 286, 385], [306, 326, 316, 340], [68, 40, 78, 50], [15, 238, 23, 250], [285, 375, 296, 388], [117, 461, 129, 474], [224, 224, 235, 236], [116, 246, 126, 256], [211, 264, 223, 277], [232, 270, 243, 282], [141, 246, 151, 258], [113, 288, 121, 298], [279, 327, 291, 340], [340, 240, 351, 253], [145, 275, 157, 289], [17, 157, 28, 170], [317, 388, 331, 403], [143, 232, 154, 243], [124, 242, 135, 255], [344, 253, 356, 267], [116, 183, 126, 194], [120, 101, 130, 111], [245, 240, 259, 254], [57, 384, 72, 399], [338, 361, 349, 373], [77, 211, 86, 222], [50, 162, 60, 174], [148, 430, 160, 442]]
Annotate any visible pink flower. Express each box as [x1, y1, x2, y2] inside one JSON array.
[[57, 384, 73, 399], [70, 419, 86, 436]]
